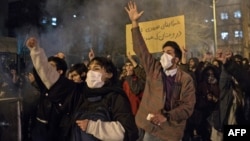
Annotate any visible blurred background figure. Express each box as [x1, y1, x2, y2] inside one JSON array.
[[67, 63, 88, 83]]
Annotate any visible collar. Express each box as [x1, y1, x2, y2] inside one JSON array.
[[165, 68, 177, 76]]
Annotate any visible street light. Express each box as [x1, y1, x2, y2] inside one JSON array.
[[212, 0, 218, 54]]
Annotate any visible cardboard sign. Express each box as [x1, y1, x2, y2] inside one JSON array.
[[126, 15, 185, 55]]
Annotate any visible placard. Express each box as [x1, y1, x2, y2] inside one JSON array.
[[126, 15, 185, 55]]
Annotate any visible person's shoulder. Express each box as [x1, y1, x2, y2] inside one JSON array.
[[105, 88, 128, 101], [52, 76, 79, 89], [107, 90, 126, 98], [178, 68, 194, 80]]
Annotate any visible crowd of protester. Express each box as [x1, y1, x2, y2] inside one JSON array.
[[1, 1, 250, 141]]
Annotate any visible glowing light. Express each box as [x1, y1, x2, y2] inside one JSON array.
[[221, 32, 228, 40], [234, 10, 241, 18], [51, 17, 57, 26], [52, 17, 57, 22], [51, 22, 57, 26], [41, 17, 48, 24]]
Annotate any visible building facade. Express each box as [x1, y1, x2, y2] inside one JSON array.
[[216, 0, 250, 58]]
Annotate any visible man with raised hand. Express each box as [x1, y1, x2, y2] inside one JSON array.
[[125, 1, 196, 141]]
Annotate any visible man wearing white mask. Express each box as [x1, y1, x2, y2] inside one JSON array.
[[25, 37, 139, 141], [125, 1, 196, 141]]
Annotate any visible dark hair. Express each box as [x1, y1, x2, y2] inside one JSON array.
[[243, 58, 249, 64], [68, 63, 88, 80], [88, 57, 118, 86], [162, 41, 182, 60], [233, 54, 243, 61], [189, 57, 199, 68], [201, 65, 220, 82], [233, 54, 243, 59], [125, 59, 132, 64], [48, 56, 68, 76]]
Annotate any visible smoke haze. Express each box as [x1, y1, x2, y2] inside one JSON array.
[[18, 0, 226, 63]]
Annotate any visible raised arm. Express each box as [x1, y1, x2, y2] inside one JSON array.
[[125, 1, 159, 74], [180, 46, 188, 64], [26, 37, 60, 89], [88, 48, 95, 61], [124, 1, 144, 28], [127, 52, 138, 67]]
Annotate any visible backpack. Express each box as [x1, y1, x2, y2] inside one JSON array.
[[70, 93, 114, 141]]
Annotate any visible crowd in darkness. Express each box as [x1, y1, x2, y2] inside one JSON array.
[[1, 42, 250, 141], [0, 54, 23, 98], [0, 53, 40, 141], [1, 1, 250, 141]]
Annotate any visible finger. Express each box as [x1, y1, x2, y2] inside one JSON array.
[[139, 11, 144, 16], [124, 7, 129, 13], [26, 38, 31, 46], [27, 37, 36, 47], [133, 1, 136, 9], [76, 120, 82, 124], [128, 1, 133, 9], [90, 48, 93, 52]]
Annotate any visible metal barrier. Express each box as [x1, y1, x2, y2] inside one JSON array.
[[0, 97, 22, 141]]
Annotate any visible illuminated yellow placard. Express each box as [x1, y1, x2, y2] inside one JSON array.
[[126, 15, 185, 55]]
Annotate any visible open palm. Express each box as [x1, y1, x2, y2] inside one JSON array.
[[125, 1, 144, 22]]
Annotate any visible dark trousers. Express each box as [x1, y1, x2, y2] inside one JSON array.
[[31, 120, 49, 141]]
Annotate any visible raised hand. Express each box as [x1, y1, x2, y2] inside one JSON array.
[[180, 46, 188, 64], [127, 51, 138, 68], [27, 73, 35, 83], [180, 46, 187, 54], [224, 48, 233, 59], [124, 1, 144, 23], [55, 52, 65, 59], [88, 48, 95, 60], [26, 37, 38, 48], [215, 48, 232, 64], [127, 51, 132, 60]]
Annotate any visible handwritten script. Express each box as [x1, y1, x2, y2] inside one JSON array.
[[126, 15, 185, 54]]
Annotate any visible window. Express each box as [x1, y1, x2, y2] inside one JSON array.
[[221, 32, 229, 40], [40, 17, 48, 24], [234, 10, 241, 18], [51, 17, 57, 26], [220, 12, 229, 20], [234, 30, 243, 38]]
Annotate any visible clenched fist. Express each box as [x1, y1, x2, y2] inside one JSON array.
[[26, 37, 38, 48]]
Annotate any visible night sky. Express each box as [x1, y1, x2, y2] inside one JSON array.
[[3, 0, 219, 64], [7, 0, 45, 36]]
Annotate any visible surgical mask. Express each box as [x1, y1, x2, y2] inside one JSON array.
[[160, 53, 173, 70], [86, 70, 105, 88]]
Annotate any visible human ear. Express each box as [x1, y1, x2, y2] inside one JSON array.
[[174, 57, 180, 64], [58, 70, 63, 75], [106, 72, 113, 79]]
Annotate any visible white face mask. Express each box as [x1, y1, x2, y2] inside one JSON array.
[[160, 53, 173, 70], [86, 70, 105, 88]]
